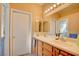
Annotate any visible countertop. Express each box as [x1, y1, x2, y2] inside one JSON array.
[[33, 34, 79, 56]]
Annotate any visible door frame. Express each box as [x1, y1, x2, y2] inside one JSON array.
[[1, 3, 10, 56], [10, 9, 32, 56]]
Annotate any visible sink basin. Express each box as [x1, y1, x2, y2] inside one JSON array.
[[57, 38, 74, 46], [65, 42, 73, 46]]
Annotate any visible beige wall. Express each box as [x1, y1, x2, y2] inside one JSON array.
[[10, 3, 43, 32], [67, 12, 79, 33]]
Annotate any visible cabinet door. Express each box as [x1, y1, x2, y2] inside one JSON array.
[[38, 40, 43, 56], [42, 48, 52, 56], [55, 48, 60, 56], [43, 43, 52, 51], [52, 47, 59, 56], [59, 50, 71, 56], [42, 43, 52, 56]]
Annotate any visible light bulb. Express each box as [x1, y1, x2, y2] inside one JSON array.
[[53, 4, 56, 8], [50, 7, 53, 9], [57, 3, 60, 5], [48, 9, 50, 11]]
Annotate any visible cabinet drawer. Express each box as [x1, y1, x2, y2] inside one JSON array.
[[60, 51, 70, 56], [43, 48, 52, 56], [43, 43, 52, 52]]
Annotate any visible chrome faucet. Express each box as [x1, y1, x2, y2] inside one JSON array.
[[55, 33, 60, 40]]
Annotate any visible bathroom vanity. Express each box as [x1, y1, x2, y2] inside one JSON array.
[[32, 35, 79, 56]]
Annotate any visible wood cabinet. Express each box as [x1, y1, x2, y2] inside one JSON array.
[[52, 47, 60, 56], [42, 48, 52, 56], [32, 38, 75, 56], [43, 43, 52, 51], [37, 40, 43, 56], [59, 50, 74, 56], [42, 43, 52, 56], [59, 51, 69, 56]]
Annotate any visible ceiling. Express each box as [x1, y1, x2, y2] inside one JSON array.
[[35, 3, 45, 6]]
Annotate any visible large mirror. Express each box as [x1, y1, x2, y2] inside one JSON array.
[[35, 21, 42, 32], [59, 16, 78, 39], [39, 21, 42, 32], [43, 21, 49, 32]]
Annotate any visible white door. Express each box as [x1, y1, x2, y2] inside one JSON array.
[[12, 10, 31, 56]]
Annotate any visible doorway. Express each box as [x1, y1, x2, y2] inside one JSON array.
[[10, 9, 32, 56]]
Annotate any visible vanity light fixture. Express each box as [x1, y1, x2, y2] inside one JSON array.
[[44, 3, 64, 15]]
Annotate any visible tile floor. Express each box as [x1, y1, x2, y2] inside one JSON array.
[[20, 53, 37, 56]]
